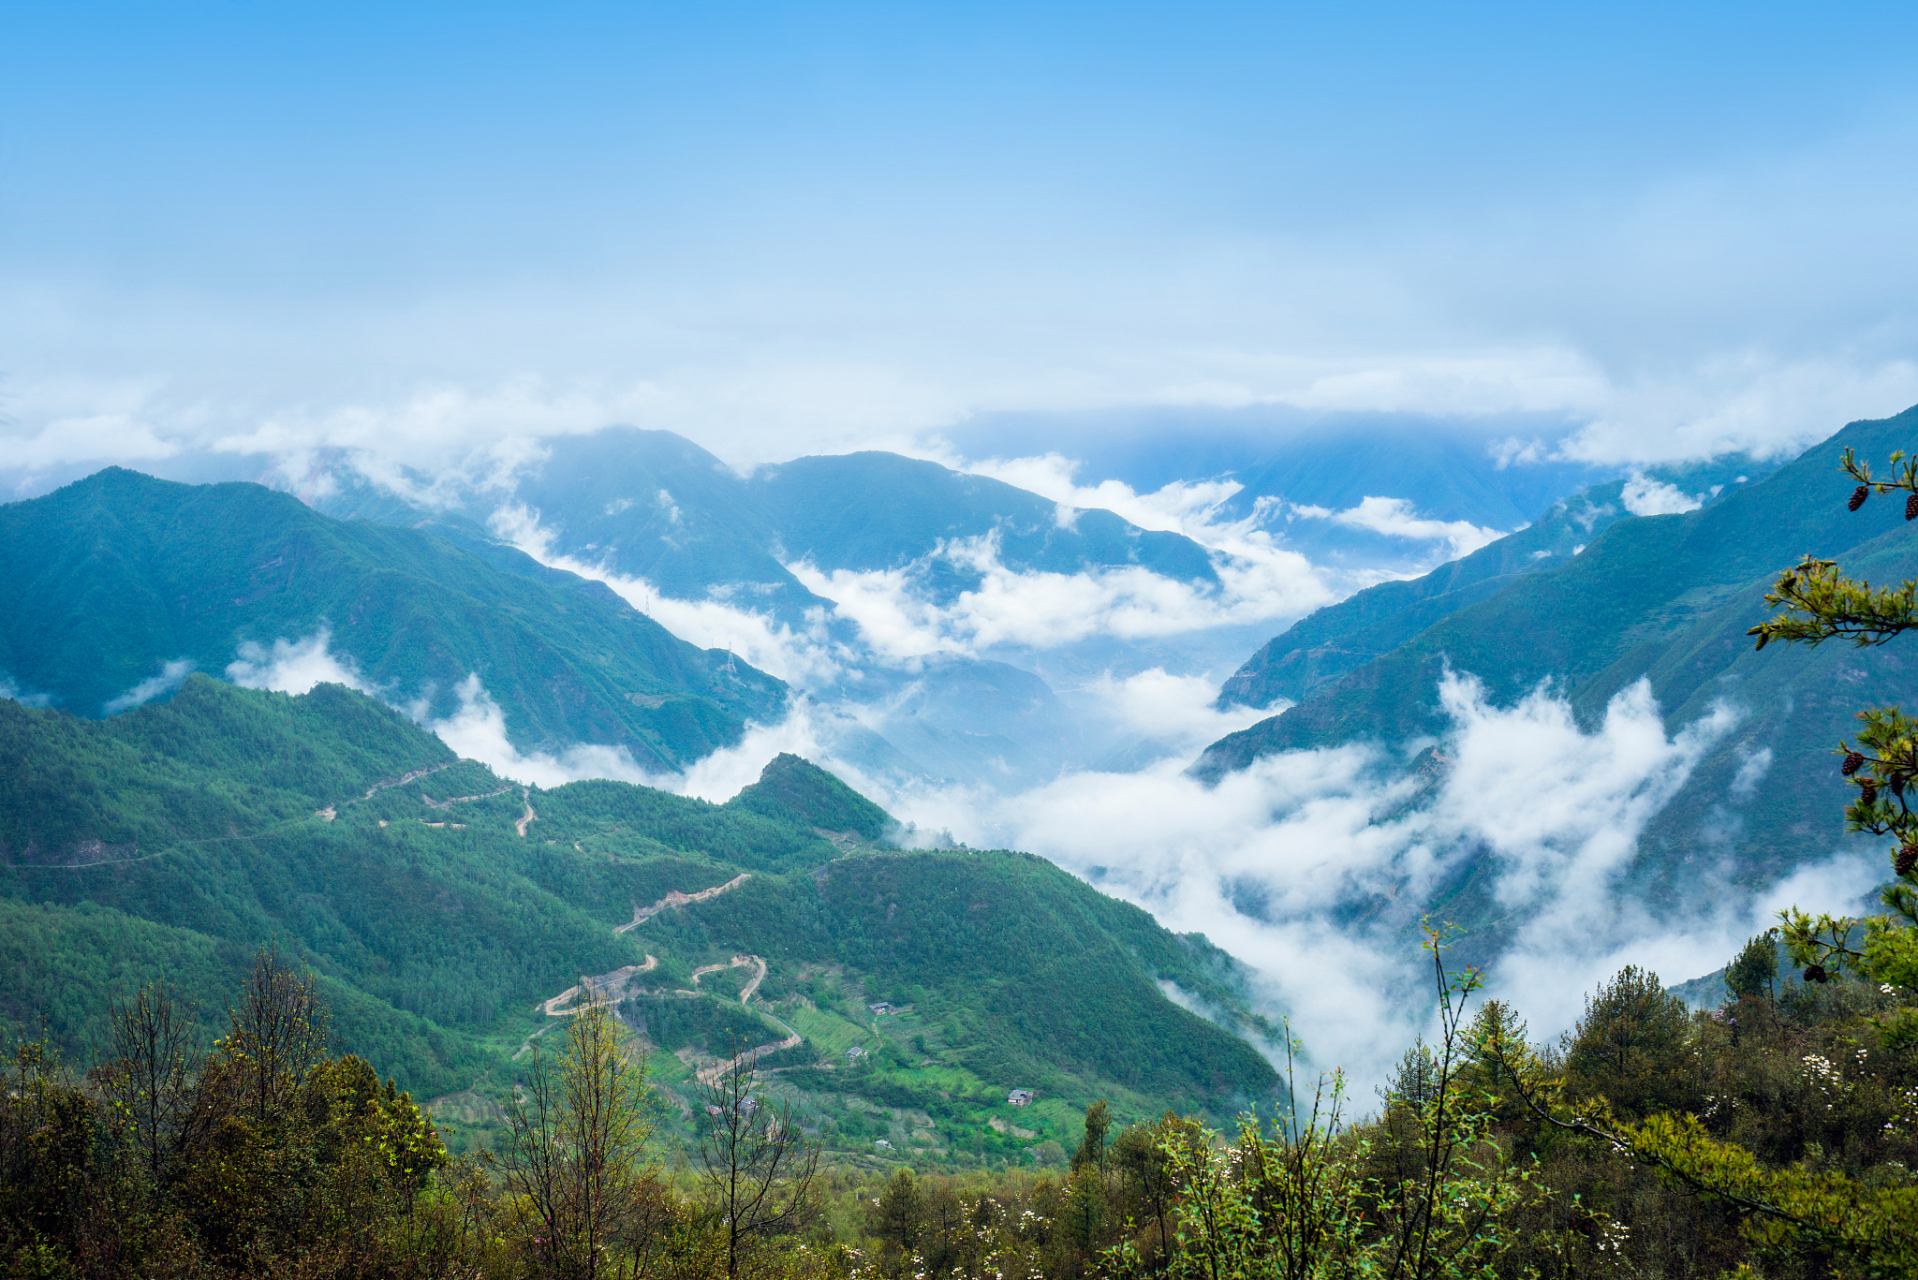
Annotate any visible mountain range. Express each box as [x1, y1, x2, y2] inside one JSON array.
[[315, 428, 1221, 633], [7, 404, 1909, 1157]]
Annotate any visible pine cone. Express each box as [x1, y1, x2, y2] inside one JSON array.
[[1805, 964, 1830, 984], [1861, 780, 1879, 805], [1851, 485, 1871, 511], [1895, 774, 1909, 798], [1897, 844, 1917, 876], [1843, 751, 1866, 776], [1906, 492, 1918, 521]]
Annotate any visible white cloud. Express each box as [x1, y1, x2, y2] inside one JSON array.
[[226, 628, 374, 695], [1087, 667, 1276, 748], [422, 674, 659, 790], [948, 451, 1248, 539], [5, 414, 182, 472], [1292, 495, 1509, 559], [789, 529, 1332, 659], [492, 498, 1332, 678], [1557, 356, 1918, 468], [1620, 473, 1703, 516], [103, 658, 195, 714], [212, 623, 815, 798], [671, 705, 843, 803], [1731, 746, 1774, 800], [951, 451, 1508, 589], [0, 676, 53, 709], [487, 503, 853, 685], [1432, 674, 1735, 911]]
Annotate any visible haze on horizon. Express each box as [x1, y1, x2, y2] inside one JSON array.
[[5, 0, 1918, 484]]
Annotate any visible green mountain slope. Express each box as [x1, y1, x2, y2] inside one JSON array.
[[1194, 404, 1918, 897], [0, 677, 1277, 1159], [0, 468, 785, 768], [1216, 457, 1774, 712]]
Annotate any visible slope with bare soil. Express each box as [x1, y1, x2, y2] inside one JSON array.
[[616, 872, 751, 934]]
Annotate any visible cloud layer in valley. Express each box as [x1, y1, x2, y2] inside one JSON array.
[[472, 489, 1889, 1089], [854, 671, 1882, 1087]]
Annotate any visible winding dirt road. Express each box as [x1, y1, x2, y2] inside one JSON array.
[[361, 762, 451, 800], [520, 878, 798, 1079], [514, 956, 660, 1060], [689, 954, 801, 1085], [615, 873, 751, 934], [690, 954, 767, 1003], [424, 784, 513, 810], [537, 956, 660, 1018]]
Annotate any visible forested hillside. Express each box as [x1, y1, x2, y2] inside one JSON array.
[[0, 676, 1277, 1161], [1215, 455, 1771, 712]]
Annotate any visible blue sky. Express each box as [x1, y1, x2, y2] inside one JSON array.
[[4, 1, 1917, 475]]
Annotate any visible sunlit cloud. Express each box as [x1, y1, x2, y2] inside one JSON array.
[[1619, 474, 1705, 516], [1287, 495, 1509, 559]]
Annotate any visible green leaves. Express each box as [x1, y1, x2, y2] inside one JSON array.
[[1748, 556, 1918, 650]]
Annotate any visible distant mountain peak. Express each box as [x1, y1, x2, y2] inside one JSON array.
[[726, 752, 894, 842]]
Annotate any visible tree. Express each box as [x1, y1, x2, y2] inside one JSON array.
[[1150, 930, 1542, 1280], [1458, 454, 1918, 1279], [1749, 445, 1918, 1041], [695, 1037, 821, 1280], [871, 1167, 925, 1276], [96, 980, 202, 1185], [216, 944, 329, 1126], [1110, 1113, 1201, 1270], [1724, 929, 1779, 1002], [502, 989, 661, 1280], [0, 1034, 108, 1267], [1562, 964, 1692, 1119], [1070, 1099, 1111, 1173]]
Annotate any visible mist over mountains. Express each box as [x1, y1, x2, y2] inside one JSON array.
[[1, 404, 1904, 1093], [236, 411, 1657, 793]]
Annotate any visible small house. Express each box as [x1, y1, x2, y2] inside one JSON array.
[[1007, 1088, 1036, 1106]]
